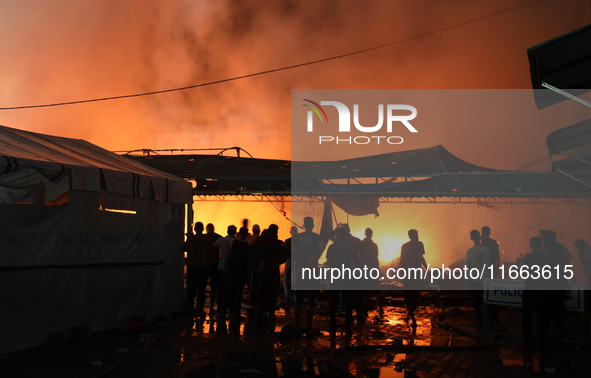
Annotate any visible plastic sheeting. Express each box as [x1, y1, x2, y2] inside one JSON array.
[[546, 119, 591, 157], [0, 126, 190, 353], [0, 125, 191, 204], [0, 192, 185, 353], [293, 145, 499, 180], [527, 24, 591, 109]]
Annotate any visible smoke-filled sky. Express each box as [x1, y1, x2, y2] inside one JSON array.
[[2, 1, 591, 271], [1, 0, 589, 160]]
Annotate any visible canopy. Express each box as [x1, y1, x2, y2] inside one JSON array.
[[546, 119, 591, 157], [527, 24, 591, 109], [131, 144, 591, 199], [292, 145, 499, 180], [0, 125, 191, 204]]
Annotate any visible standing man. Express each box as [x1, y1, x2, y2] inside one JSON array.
[[211, 225, 237, 326], [205, 223, 222, 292], [481, 227, 500, 273], [465, 230, 490, 331], [249, 224, 286, 334], [282, 226, 298, 313], [361, 228, 383, 316], [326, 225, 359, 336], [400, 229, 427, 332], [481, 226, 501, 328], [206, 223, 222, 244], [521, 236, 553, 370], [183, 222, 216, 321], [540, 230, 572, 341], [291, 217, 324, 336], [222, 227, 251, 333], [574, 239, 591, 315]]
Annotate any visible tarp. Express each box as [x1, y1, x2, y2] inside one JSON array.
[[546, 119, 591, 157], [319, 172, 591, 199], [132, 144, 591, 199], [0, 125, 192, 204], [527, 24, 591, 109], [292, 145, 499, 180], [0, 126, 190, 353], [0, 193, 186, 353]]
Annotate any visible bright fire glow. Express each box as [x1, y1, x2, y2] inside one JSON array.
[[100, 208, 137, 215]]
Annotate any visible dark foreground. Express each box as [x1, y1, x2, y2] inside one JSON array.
[[2, 292, 590, 378]]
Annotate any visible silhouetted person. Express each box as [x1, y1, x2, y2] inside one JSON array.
[[222, 227, 250, 334], [211, 225, 237, 325], [400, 229, 427, 332], [465, 229, 489, 330], [292, 217, 324, 335], [205, 223, 222, 293], [360, 228, 383, 316], [206, 223, 222, 244], [282, 226, 298, 313], [247, 224, 262, 295], [343, 224, 365, 325], [481, 226, 500, 271], [241, 218, 252, 242], [326, 225, 360, 336], [249, 224, 286, 334], [183, 222, 216, 320], [521, 236, 553, 371], [540, 229, 571, 340], [250, 224, 261, 245], [574, 239, 591, 312], [481, 226, 501, 328]]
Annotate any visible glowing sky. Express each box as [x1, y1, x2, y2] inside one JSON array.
[[1, 0, 589, 159]]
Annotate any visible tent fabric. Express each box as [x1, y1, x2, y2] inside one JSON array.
[[0, 186, 187, 354], [131, 145, 495, 182], [293, 145, 499, 180], [128, 153, 291, 180], [552, 150, 591, 173], [318, 172, 591, 199], [130, 145, 498, 196], [527, 24, 591, 109], [131, 144, 591, 199], [546, 119, 591, 157], [0, 126, 190, 354], [330, 196, 380, 217], [0, 125, 192, 204]]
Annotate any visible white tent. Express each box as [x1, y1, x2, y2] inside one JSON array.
[[0, 125, 192, 353]]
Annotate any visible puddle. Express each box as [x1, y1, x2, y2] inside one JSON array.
[[360, 367, 412, 377], [345, 353, 419, 378], [498, 348, 523, 367]]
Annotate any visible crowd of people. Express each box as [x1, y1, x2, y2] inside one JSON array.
[[183, 217, 591, 370], [183, 219, 286, 334]]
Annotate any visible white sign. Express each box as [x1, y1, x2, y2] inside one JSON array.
[[484, 279, 584, 312]]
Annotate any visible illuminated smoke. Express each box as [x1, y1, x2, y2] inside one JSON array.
[[1, 1, 589, 158]]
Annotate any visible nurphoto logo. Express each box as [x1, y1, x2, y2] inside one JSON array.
[[303, 99, 418, 145]]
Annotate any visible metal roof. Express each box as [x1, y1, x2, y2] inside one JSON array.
[[129, 145, 591, 199]]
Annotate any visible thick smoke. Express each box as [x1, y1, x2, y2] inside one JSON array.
[[1, 0, 588, 158]]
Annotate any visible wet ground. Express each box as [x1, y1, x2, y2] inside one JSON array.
[[2, 292, 591, 377]]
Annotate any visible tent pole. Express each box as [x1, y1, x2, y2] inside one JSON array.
[[187, 202, 194, 234], [542, 82, 591, 108]]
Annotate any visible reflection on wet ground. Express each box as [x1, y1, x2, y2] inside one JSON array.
[[102, 294, 505, 378], [4, 292, 591, 377]]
